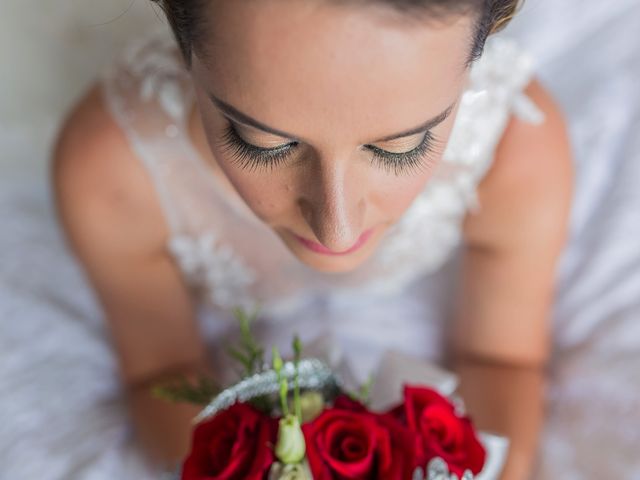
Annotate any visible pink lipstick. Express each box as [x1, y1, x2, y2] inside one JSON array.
[[294, 228, 374, 256]]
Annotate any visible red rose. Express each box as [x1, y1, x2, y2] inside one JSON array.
[[302, 406, 416, 480], [332, 394, 368, 413], [397, 385, 486, 476], [181, 402, 278, 480]]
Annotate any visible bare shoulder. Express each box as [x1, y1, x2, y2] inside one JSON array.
[[51, 82, 169, 258], [51, 83, 207, 386], [462, 77, 575, 253], [454, 78, 574, 366]]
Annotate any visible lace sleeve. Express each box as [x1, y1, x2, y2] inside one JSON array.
[[96, 28, 195, 235], [436, 35, 547, 214]]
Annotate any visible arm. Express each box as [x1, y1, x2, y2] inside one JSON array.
[[51, 84, 213, 469], [452, 78, 574, 479]]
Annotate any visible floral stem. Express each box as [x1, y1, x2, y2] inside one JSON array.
[[292, 335, 302, 422], [273, 346, 289, 416]]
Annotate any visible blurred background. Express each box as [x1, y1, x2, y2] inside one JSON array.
[[1, 0, 639, 478], [1, 0, 159, 174]]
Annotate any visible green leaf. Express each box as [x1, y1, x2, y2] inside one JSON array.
[[227, 346, 251, 371], [279, 378, 290, 416], [272, 346, 283, 374], [150, 373, 220, 406], [344, 373, 375, 407], [228, 306, 265, 375], [292, 334, 302, 422], [293, 335, 302, 358]]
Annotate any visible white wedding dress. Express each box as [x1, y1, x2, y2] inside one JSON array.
[[99, 28, 544, 386], [1, 1, 640, 478]]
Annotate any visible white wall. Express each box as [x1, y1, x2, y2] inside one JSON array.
[[1, 0, 166, 172]]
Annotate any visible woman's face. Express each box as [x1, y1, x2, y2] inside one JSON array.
[[188, 0, 475, 273]]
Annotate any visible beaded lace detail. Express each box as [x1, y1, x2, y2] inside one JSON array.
[[167, 232, 257, 311], [100, 28, 544, 319]]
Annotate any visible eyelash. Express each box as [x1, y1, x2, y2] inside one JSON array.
[[366, 131, 440, 176], [218, 122, 441, 176], [219, 123, 296, 173]]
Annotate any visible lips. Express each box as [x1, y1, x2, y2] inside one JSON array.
[[294, 228, 374, 256]]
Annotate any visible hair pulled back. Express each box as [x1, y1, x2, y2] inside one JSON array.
[[151, 0, 524, 68]]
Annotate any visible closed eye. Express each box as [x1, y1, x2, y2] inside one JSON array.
[[219, 123, 297, 172], [364, 130, 441, 176], [219, 121, 441, 176]]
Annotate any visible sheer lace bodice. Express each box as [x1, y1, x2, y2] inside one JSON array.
[[99, 28, 544, 321]]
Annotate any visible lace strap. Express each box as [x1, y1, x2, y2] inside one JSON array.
[[435, 35, 546, 213], [98, 28, 195, 235]]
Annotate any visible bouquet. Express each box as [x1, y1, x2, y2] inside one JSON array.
[[154, 309, 508, 480]]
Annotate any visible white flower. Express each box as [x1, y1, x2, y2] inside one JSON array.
[[268, 460, 313, 480], [275, 415, 306, 464]]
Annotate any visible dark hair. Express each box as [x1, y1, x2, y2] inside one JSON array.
[[151, 0, 523, 69]]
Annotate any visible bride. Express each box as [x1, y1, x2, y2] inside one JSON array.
[[51, 0, 572, 478]]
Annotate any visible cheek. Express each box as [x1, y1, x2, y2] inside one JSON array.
[[222, 152, 440, 227], [368, 159, 441, 220], [224, 169, 295, 221], [195, 110, 295, 221], [368, 110, 461, 217]]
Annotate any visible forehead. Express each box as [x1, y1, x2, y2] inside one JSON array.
[[193, 0, 474, 143]]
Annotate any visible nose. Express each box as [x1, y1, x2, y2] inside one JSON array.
[[297, 159, 366, 252]]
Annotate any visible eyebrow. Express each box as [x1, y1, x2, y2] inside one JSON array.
[[210, 94, 297, 140], [374, 102, 456, 142], [209, 93, 456, 144]]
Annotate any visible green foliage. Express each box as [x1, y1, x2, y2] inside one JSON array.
[[248, 394, 274, 413], [150, 306, 263, 406], [273, 346, 289, 416], [150, 373, 220, 406], [227, 306, 265, 376], [273, 346, 284, 374], [347, 372, 375, 406], [292, 335, 302, 422], [150, 307, 325, 419]]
